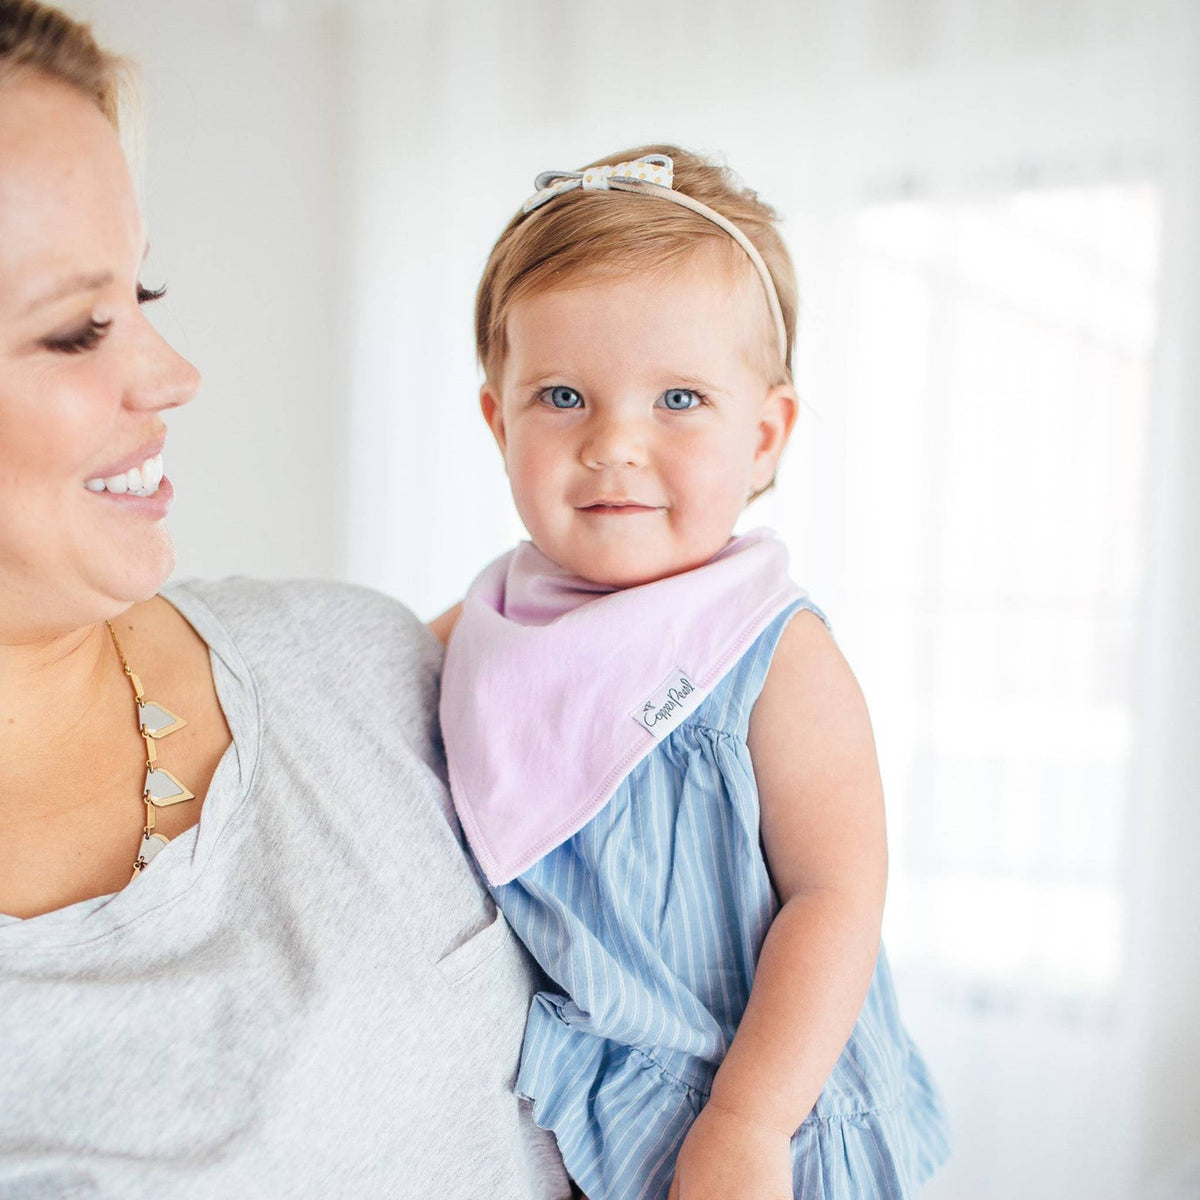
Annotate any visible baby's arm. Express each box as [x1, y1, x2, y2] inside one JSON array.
[[669, 610, 887, 1200], [428, 602, 463, 646]]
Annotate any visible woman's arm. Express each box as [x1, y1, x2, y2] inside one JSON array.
[[428, 602, 463, 646], [669, 610, 887, 1199]]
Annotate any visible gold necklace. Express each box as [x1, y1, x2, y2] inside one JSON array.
[[105, 620, 195, 881]]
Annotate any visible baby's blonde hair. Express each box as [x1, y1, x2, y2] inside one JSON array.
[[0, 0, 126, 128], [475, 144, 799, 385]]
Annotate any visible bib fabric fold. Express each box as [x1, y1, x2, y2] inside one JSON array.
[[440, 529, 804, 885]]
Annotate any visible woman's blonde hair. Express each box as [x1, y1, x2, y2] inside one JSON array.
[[475, 144, 799, 384], [0, 0, 125, 128]]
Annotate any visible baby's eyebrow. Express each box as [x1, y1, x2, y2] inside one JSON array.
[[515, 372, 572, 389], [670, 374, 722, 392]]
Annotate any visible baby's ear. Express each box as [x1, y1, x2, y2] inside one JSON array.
[[751, 383, 798, 490], [479, 383, 508, 455]]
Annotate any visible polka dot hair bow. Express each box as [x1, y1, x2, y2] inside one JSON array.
[[523, 154, 675, 213], [518, 152, 789, 365]]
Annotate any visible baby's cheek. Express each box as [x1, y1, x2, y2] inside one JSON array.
[[683, 457, 750, 513]]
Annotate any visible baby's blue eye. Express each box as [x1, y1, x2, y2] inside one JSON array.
[[547, 386, 583, 409], [659, 388, 700, 411]]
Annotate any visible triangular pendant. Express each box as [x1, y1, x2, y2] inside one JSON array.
[[138, 832, 169, 866], [139, 700, 187, 739], [131, 831, 170, 879], [144, 766, 196, 806]]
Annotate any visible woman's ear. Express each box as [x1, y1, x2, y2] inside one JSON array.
[[750, 383, 798, 491], [479, 382, 507, 457]]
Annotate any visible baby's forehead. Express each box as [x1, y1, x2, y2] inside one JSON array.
[[498, 247, 779, 383], [537, 239, 754, 302]]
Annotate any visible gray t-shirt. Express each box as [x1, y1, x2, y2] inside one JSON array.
[[0, 579, 568, 1200]]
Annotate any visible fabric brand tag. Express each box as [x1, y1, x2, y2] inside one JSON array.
[[633, 668, 705, 742]]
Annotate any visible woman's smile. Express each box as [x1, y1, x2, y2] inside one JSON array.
[[86, 473, 175, 518], [81, 437, 175, 520], [84, 435, 167, 495]]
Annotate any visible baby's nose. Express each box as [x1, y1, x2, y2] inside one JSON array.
[[581, 416, 648, 470]]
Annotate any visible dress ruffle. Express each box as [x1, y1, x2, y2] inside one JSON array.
[[518, 997, 950, 1200], [517, 1000, 703, 1200], [791, 1043, 951, 1196]]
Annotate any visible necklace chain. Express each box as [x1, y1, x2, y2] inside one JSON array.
[[104, 620, 195, 881], [105, 619, 133, 676]]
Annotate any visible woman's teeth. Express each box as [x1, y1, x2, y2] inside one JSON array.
[[84, 454, 164, 497]]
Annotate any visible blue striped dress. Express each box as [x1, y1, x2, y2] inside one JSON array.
[[492, 600, 950, 1199]]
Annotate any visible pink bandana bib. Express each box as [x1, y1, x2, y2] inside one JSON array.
[[440, 529, 804, 885]]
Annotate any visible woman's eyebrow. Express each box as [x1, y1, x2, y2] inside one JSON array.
[[20, 270, 112, 317], [20, 246, 152, 319]]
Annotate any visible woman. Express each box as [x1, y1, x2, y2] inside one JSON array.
[[0, 3, 568, 1195]]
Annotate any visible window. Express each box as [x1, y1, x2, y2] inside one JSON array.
[[812, 182, 1162, 1196]]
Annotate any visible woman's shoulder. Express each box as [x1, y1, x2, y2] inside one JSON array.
[[165, 576, 442, 696]]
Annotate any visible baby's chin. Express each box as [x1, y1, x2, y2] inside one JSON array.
[[550, 541, 732, 590]]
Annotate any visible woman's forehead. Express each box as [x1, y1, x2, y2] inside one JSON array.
[[0, 73, 140, 318]]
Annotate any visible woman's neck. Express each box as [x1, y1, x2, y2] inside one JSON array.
[[0, 621, 125, 815]]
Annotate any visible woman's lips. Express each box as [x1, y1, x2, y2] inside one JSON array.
[[88, 435, 167, 482], [84, 452, 164, 497], [89, 474, 174, 519]]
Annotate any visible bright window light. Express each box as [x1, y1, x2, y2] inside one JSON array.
[[843, 183, 1160, 1006]]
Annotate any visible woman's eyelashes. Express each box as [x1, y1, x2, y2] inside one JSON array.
[[536, 385, 707, 411], [41, 282, 167, 355]]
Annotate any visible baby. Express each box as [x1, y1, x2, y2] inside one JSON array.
[[433, 147, 949, 1199]]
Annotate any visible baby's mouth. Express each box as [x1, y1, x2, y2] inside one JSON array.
[[578, 499, 661, 514]]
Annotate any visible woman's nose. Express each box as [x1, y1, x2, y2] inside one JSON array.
[[581, 413, 648, 470], [125, 317, 201, 413]]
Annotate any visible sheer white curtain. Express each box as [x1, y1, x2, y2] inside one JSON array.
[[343, 1, 1198, 1195]]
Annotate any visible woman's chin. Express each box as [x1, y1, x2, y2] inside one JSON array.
[[76, 526, 178, 623], [111, 531, 177, 601]]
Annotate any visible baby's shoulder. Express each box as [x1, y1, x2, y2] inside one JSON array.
[[694, 598, 831, 738], [746, 599, 878, 796]]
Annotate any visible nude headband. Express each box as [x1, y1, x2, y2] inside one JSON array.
[[522, 154, 788, 363]]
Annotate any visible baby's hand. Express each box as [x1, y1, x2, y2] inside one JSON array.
[[667, 1102, 793, 1200]]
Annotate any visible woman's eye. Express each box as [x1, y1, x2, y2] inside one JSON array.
[[42, 318, 112, 355], [545, 386, 583, 409], [658, 388, 701, 411]]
